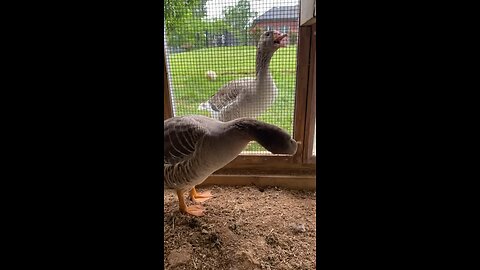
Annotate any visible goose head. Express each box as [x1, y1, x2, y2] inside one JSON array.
[[257, 30, 288, 52], [233, 119, 298, 155], [252, 126, 298, 155]]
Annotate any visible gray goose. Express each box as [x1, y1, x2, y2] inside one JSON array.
[[164, 115, 297, 216], [198, 30, 288, 122]]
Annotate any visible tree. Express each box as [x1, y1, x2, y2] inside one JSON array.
[[165, 0, 211, 49], [250, 26, 263, 46], [223, 0, 257, 45], [193, 0, 208, 18], [164, 0, 200, 34]]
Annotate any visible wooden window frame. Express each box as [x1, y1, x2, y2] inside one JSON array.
[[163, 24, 317, 177], [303, 24, 316, 164]]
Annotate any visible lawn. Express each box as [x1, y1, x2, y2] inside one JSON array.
[[166, 45, 298, 152]]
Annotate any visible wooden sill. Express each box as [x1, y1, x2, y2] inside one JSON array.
[[199, 174, 316, 191]]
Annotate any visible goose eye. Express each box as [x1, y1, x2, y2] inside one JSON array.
[[266, 33, 270, 36]]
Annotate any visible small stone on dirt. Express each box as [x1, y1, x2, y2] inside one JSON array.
[[167, 246, 192, 268]]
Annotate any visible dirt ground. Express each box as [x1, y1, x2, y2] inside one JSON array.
[[164, 185, 317, 270]]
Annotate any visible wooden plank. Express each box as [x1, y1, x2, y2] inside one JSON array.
[[163, 49, 173, 120], [214, 165, 316, 177], [304, 23, 317, 164], [300, 0, 316, 26], [293, 26, 312, 164], [216, 155, 315, 172], [199, 174, 316, 191]]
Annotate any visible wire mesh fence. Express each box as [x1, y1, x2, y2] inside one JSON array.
[[165, 0, 299, 154]]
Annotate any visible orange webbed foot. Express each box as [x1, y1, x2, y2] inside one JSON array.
[[190, 188, 213, 203], [181, 204, 205, 217]]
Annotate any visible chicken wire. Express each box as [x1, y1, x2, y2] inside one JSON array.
[[164, 0, 299, 155]]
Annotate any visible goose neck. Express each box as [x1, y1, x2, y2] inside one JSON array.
[[256, 49, 274, 76], [226, 118, 262, 141]]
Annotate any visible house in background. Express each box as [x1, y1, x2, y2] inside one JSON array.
[[251, 5, 299, 45]]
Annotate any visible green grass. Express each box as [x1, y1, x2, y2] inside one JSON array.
[[167, 46, 298, 152]]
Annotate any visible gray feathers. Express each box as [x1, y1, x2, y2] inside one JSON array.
[[164, 116, 297, 192]]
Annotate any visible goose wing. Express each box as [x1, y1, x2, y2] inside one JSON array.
[[164, 117, 208, 165], [206, 78, 255, 112]]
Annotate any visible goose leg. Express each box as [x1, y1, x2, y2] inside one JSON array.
[[190, 187, 213, 203], [177, 190, 205, 216]]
